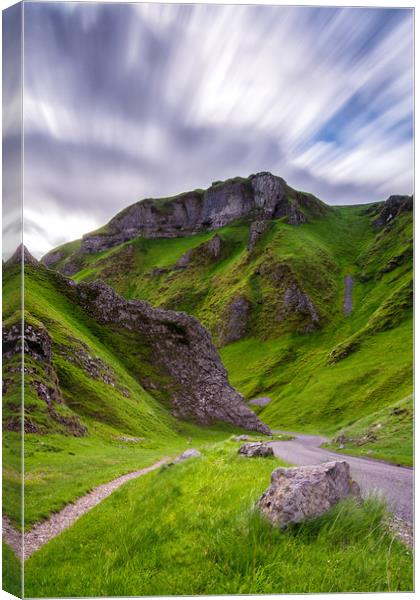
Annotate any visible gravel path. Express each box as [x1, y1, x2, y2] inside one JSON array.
[[270, 433, 413, 524], [3, 457, 169, 560], [344, 275, 354, 315]]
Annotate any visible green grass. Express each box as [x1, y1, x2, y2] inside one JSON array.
[[324, 395, 413, 466], [24, 442, 413, 597], [2, 543, 22, 598], [2, 262, 260, 529], [5, 420, 249, 529], [222, 319, 412, 437], [36, 202, 413, 462]]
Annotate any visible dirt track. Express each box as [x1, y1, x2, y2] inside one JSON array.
[[3, 457, 169, 560]]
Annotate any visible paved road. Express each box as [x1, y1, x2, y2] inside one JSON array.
[[344, 275, 354, 315], [270, 433, 414, 524]]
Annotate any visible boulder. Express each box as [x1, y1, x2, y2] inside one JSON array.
[[174, 449, 201, 463], [258, 461, 361, 528], [234, 434, 251, 441], [239, 442, 274, 457], [249, 396, 272, 407]]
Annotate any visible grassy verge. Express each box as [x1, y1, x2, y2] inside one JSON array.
[[2, 542, 22, 597], [4, 424, 248, 530], [323, 395, 413, 467], [24, 441, 412, 596]]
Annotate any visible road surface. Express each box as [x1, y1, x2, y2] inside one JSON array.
[[270, 432, 413, 524], [344, 275, 354, 315]]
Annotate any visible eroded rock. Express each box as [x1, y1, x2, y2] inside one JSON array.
[[219, 296, 251, 345], [75, 173, 328, 255], [281, 284, 319, 332], [258, 461, 361, 528], [247, 220, 269, 253], [373, 195, 413, 229], [75, 280, 270, 434], [173, 449, 201, 463], [239, 442, 274, 457]]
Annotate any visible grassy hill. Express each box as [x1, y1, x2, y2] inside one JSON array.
[[2, 179, 413, 596], [42, 197, 413, 464], [3, 260, 257, 531]]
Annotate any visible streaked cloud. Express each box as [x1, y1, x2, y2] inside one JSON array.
[[10, 3, 413, 257]]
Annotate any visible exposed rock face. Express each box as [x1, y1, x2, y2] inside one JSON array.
[[175, 234, 223, 269], [55, 341, 130, 397], [238, 442, 274, 457], [6, 244, 39, 267], [74, 280, 270, 434], [206, 234, 223, 259], [42, 249, 64, 268], [247, 220, 269, 253], [258, 461, 361, 528], [219, 296, 251, 345], [373, 195, 413, 229], [175, 249, 193, 269], [281, 284, 319, 332], [74, 173, 328, 256], [3, 320, 87, 436]]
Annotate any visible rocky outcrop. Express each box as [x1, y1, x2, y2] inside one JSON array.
[[73, 173, 329, 256], [373, 195, 413, 229], [280, 283, 319, 332], [238, 442, 274, 457], [247, 220, 269, 253], [258, 461, 361, 528], [3, 319, 87, 436], [55, 341, 130, 397], [219, 296, 251, 345], [175, 234, 223, 269], [74, 279, 270, 433], [6, 243, 39, 267]]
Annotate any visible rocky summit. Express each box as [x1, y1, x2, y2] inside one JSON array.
[[43, 172, 329, 265]]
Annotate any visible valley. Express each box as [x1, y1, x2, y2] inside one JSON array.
[[2, 172, 413, 595]]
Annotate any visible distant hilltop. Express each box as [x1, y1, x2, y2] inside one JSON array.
[[46, 172, 330, 261]]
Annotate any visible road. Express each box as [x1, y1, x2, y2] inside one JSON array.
[[344, 274, 354, 315], [270, 432, 413, 524]]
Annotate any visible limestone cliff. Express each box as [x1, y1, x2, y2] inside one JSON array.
[[74, 279, 270, 433], [43, 172, 329, 265]]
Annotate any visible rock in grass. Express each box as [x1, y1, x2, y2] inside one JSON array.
[[258, 461, 361, 528], [234, 434, 251, 442], [248, 396, 272, 407], [174, 449, 201, 463], [238, 442, 274, 457]]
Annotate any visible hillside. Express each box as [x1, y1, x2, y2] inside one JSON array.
[[41, 176, 413, 463], [3, 254, 268, 530], [2, 173, 413, 596]]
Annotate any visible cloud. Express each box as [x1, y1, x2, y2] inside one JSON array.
[[4, 3, 412, 258]]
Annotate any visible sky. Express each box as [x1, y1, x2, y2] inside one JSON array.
[[3, 2, 415, 258]]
